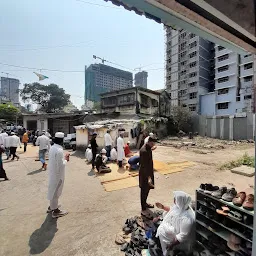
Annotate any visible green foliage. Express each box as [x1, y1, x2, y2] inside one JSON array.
[[219, 153, 255, 170], [0, 103, 19, 121], [171, 106, 192, 132], [93, 101, 101, 111], [20, 83, 70, 113]]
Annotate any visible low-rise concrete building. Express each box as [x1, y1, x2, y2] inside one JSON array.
[[100, 87, 160, 117]]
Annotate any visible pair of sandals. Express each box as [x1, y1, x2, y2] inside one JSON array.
[[216, 206, 242, 221]]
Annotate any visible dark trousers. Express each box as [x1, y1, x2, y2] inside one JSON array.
[[10, 147, 18, 160], [24, 142, 27, 152], [140, 186, 150, 211], [92, 151, 97, 168], [118, 161, 122, 168], [105, 145, 111, 158]]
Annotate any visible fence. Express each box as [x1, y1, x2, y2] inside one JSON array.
[[193, 113, 255, 140]]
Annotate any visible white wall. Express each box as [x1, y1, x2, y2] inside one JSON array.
[[23, 116, 48, 132]]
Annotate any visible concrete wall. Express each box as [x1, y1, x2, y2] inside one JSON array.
[[196, 114, 255, 140], [23, 116, 48, 133]]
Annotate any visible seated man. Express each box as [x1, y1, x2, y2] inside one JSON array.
[[110, 147, 117, 161], [124, 141, 133, 157], [128, 155, 140, 170], [154, 191, 195, 256], [95, 149, 111, 173], [85, 144, 93, 163]]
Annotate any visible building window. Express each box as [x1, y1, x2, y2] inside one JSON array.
[[218, 76, 229, 83], [118, 93, 135, 104], [190, 33, 195, 38], [189, 105, 196, 111], [140, 94, 149, 107], [218, 46, 225, 51], [189, 82, 197, 87], [189, 41, 197, 48], [189, 51, 197, 58], [244, 76, 253, 82], [218, 54, 229, 62], [244, 95, 252, 100], [244, 54, 252, 58], [180, 61, 186, 66], [189, 92, 197, 99], [189, 72, 197, 78], [189, 61, 197, 68], [218, 88, 229, 95], [244, 63, 253, 70], [103, 97, 116, 106], [180, 70, 186, 75], [217, 102, 228, 109], [179, 89, 187, 96], [217, 65, 229, 72], [151, 99, 158, 107]]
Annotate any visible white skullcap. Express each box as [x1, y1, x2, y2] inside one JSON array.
[[127, 141, 130, 144], [55, 132, 64, 138], [101, 148, 107, 154], [11, 132, 15, 135], [149, 132, 154, 137], [88, 144, 91, 148]]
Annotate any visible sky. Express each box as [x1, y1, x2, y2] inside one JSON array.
[[0, 0, 165, 108]]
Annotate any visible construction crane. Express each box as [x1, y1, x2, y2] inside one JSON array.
[[93, 55, 106, 64]]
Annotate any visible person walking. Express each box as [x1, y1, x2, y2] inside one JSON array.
[[36, 130, 51, 170], [0, 144, 9, 181], [104, 130, 113, 159], [117, 132, 125, 168], [139, 137, 157, 216], [22, 130, 29, 152], [9, 132, 21, 161], [90, 132, 98, 170], [3, 131, 10, 160], [47, 132, 69, 218]]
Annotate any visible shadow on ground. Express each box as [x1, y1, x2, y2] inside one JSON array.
[[27, 169, 44, 175], [70, 150, 84, 159], [28, 214, 57, 255]]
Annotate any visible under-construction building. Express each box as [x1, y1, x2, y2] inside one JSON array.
[[165, 27, 215, 113]]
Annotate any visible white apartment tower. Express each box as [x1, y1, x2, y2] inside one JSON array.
[[165, 27, 215, 113]]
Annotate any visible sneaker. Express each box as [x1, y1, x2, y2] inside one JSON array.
[[52, 209, 68, 218], [46, 204, 61, 213], [212, 186, 227, 199], [222, 188, 237, 202], [204, 184, 219, 194]]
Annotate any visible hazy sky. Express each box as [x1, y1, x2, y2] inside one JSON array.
[[0, 0, 165, 108]]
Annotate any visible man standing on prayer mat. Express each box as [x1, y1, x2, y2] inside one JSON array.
[[139, 137, 157, 216], [47, 132, 69, 218]]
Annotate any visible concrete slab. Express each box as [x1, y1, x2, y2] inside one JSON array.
[[231, 165, 255, 177]]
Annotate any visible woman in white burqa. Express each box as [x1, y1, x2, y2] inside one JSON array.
[[155, 191, 195, 256]]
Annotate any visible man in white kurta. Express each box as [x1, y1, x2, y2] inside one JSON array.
[[117, 133, 125, 167], [47, 132, 69, 218]]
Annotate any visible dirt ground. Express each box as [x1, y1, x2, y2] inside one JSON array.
[[0, 139, 255, 256]]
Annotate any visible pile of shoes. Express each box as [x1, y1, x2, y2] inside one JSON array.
[[116, 210, 164, 255]]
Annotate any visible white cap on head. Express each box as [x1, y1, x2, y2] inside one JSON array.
[[101, 148, 107, 154], [127, 141, 130, 144], [88, 144, 91, 148], [42, 130, 46, 134], [149, 132, 154, 137], [11, 132, 15, 135], [55, 132, 64, 138]]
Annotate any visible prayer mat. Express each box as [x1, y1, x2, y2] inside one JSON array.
[[153, 160, 195, 175], [102, 176, 138, 192]]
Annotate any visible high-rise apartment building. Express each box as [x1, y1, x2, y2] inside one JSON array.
[[165, 27, 215, 113], [134, 71, 148, 88], [84, 64, 133, 104], [0, 77, 19, 105], [201, 47, 254, 116]]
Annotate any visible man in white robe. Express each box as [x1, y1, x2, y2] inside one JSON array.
[[47, 132, 70, 218], [117, 133, 125, 167], [110, 147, 117, 161], [85, 144, 93, 163]]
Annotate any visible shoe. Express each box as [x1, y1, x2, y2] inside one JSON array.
[[242, 194, 254, 211], [205, 210, 214, 219], [52, 209, 68, 218], [46, 204, 61, 213], [212, 186, 227, 199], [198, 205, 206, 215], [44, 163, 47, 170], [204, 184, 219, 194], [233, 192, 246, 207], [222, 188, 237, 202]]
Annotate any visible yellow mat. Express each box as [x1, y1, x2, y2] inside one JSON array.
[[96, 163, 139, 183], [154, 160, 195, 175], [102, 177, 138, 192]]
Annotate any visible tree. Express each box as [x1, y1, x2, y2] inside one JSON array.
[[0, 103, 20, 121], [171, 106, 192, 132], [20, 83, 70, 113], [93, 101, 101, 111]]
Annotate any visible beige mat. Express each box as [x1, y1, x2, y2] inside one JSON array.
[[96, 163, 138, 183], [102, 176, 138, 192], [154, 160, 195, 175]]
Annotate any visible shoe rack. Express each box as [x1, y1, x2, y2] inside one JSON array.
[[195, 190, 253, 256]]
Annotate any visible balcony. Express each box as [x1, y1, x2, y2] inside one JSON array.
[[215, 48, 233, 57], [188, 55, 198, 63], [240, 54, 253, 65], [240, 68, 254, 77], [215, 54, 237, 67], [215, 70, 237, 79]]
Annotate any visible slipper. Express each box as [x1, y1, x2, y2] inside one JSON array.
[[146, 203, 154, 208], [216, 206, 230, 216], [115, 232, 127, 245], [136, 216, 146, 229], [120, 242, 129, 252], [141, 211, 154, 220], [228, 211, 242, 221]]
